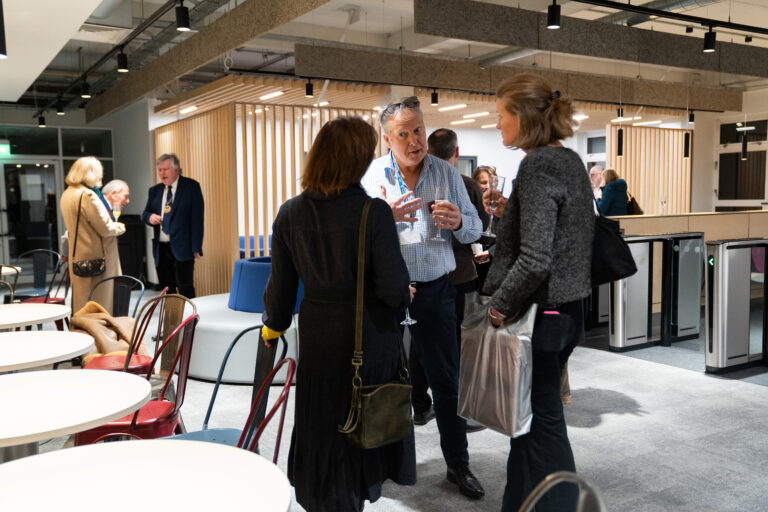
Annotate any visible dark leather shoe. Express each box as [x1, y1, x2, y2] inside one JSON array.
[[447, 465, 485, 499], [413, 407, 435, 426], [465, 419, 486, 433]]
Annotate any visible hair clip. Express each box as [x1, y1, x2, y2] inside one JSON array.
[[550, 90, 562, 100]]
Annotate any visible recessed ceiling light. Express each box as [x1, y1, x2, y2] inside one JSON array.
[[439, 104, 467, 112], [259, 91, 284, 101], [313, 101, 329, 107], [632, 120, 662, 126], [463, 112, 490, 119], [573, 113, 589, 121], [179, 105, 198, 114], [450, 119, 475, 125], [481, 124, 496, 129]]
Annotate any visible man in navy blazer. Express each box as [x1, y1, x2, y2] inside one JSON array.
[[142, 153, 204, 298]]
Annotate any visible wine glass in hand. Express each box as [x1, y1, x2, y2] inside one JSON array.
[[429, 186, 448, 242], [481, 175, 506, 238], [111, 202, 122, 220]]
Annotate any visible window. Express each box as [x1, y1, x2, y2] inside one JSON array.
[[718, 151, 766, 200], [61, 129, 113, 158], [719, 120, 767, 144], [0, 126, 58, 155], [587, 136, 606, 154]]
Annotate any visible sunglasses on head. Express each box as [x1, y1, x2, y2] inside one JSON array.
[[382, 96, 420, 116]]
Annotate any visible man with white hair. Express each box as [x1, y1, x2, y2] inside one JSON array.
[[589, 165, 604, 200], [361, 96, 484, 500], [101, 179, 130, 212]]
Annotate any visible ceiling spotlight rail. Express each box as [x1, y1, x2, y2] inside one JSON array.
[[573, 0, 768, 36], [34, 0, 179, 118]]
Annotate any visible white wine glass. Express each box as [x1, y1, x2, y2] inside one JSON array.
[[429, 186, 448, 242], [481, 175, 506, 238], [400, 282, 417, 326], [111, 202, 122, 220]]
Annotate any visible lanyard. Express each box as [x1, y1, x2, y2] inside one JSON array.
[[391, 152, 411, 197]]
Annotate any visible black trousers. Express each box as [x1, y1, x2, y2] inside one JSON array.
[[501, 299, 584, 512], [157, 242, 196, 299], [410, 279, 475, 413], [407, 275, 468, 469]]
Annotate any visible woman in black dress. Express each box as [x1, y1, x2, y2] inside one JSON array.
[[262, 117, 416, 511]]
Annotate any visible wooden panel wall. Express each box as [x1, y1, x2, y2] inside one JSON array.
[[606, 125, 692, 216], [235, 104, 379, 257], [154, 105, 238, 296]]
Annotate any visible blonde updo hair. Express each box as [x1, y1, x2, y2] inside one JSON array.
[[65, 156, 104, 188], [496, 73, 576, 150]]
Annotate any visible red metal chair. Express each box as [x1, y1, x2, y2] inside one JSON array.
[[74, 313, 200, 445], [83, 289, 194, 375]]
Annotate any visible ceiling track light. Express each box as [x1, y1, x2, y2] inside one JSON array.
[[117, 48, 129, 73], [0, 0, 7, 59], [703, 27, 716, 53], [80, 81, 91, 99], [431, 89, 439, 106], [547, 1, 561, 30], [176, 1, 191, 32], [304, 81, 313, 98], [745, 35, 753, 43], [685, 26, 693, 34], [38, 115, 46, 128]]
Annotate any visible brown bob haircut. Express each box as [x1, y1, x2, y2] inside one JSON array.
[[496, 73, 576, 151], [301, 116, 378, 195], [602, 168, 620, 185]]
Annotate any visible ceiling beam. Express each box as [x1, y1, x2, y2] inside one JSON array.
[[413, 0, 768, 80], [85, 0, 330, 122], [294, 42, 742, 112]]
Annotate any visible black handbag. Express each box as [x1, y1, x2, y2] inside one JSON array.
[[71, 192, 107, 278], [338, 199, 413, 449], [591, 206, 637, 286], [626, 194, 644, 215]]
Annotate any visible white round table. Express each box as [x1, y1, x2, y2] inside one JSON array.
[[0, 439, 292, 511], [0, 331, 94, 372], [0, 369, 150, 461], [0, 303, 70, 330]]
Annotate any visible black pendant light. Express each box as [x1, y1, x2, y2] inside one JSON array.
[[0, 0, 7, 59], [304, 81, 313, 98], [176, 1, 190, 32], [56, 102, 65, 116], [547, 1, 560, 30], [38, 115, 46, 128], [684, 132, 690, 158], [431, 89, 439, 106], [617, 128, 624, 157], [741, 134, 748, 161], [117, 48, 129, 73], [688, 112, 695, 124], [617, 107, 624, 118], [703, 27, 716, 53], [80, 81, 91, 99]]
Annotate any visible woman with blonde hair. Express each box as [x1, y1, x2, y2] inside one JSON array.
[[483, 73, 594, 511], [60, 157, 125, 313], [261, 117, 415, 511]]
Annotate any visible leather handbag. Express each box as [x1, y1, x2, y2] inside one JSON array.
[[72, 192, 107, 278], [626, 193, 644, 215], [338, 198, 413, 449], [591, 207, 637, 286]]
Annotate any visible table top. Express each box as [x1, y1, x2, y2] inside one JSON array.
[[0, 265, 20, 277], [0, 439, 292, 511], [0, 331, 94, 372], [0, 303, 70, 329], [0, 369, 150, 447]]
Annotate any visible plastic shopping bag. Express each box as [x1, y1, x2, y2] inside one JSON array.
[[458, 298, 536, 438]]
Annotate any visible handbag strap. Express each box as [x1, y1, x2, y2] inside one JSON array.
[[72, 192, 85, 261], [352, 198, 373, 368]]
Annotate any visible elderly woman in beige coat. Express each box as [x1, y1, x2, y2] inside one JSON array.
[[60, 157, 125, 313]]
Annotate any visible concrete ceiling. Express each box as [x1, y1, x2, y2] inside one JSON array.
[[0, 0, 104, 102]]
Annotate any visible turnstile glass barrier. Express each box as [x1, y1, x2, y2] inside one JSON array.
[[705, 239, 768, 373], [610, 233, 704, 351]]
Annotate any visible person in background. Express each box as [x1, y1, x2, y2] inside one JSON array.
[[361, 96, 485, 500], [589, 165, 603, 201], [597, 168, 628, 216], [472, 165, 496, 192], [60, 157, 125, 313], [142, 154, 204, 298], [261, 117, 416, 512], [101, 179, 131, 215], [484, 73, 594, 512], [424, 128, 489, 433]]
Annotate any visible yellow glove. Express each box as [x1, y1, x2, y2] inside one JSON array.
[[261, 325, 286, 341]]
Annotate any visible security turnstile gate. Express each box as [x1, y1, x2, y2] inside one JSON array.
[[705, 239, 768, 373], [610, 233, 704, 351]]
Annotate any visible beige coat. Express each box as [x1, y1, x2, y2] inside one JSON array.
[[60, 185, 125, 313]]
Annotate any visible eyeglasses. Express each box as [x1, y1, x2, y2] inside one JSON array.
[[380, 96, 421, 125]]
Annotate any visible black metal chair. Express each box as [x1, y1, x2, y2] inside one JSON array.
[[11, 249, 61, 302], [87, 275, 145, 318]]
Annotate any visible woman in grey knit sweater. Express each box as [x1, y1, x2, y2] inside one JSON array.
[[482, 74, 594, 512]]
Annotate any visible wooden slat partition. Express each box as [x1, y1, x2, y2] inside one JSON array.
[[606, 125, 692, 216], [154, 104, 238, 296], [235, 103, 378, 257]]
